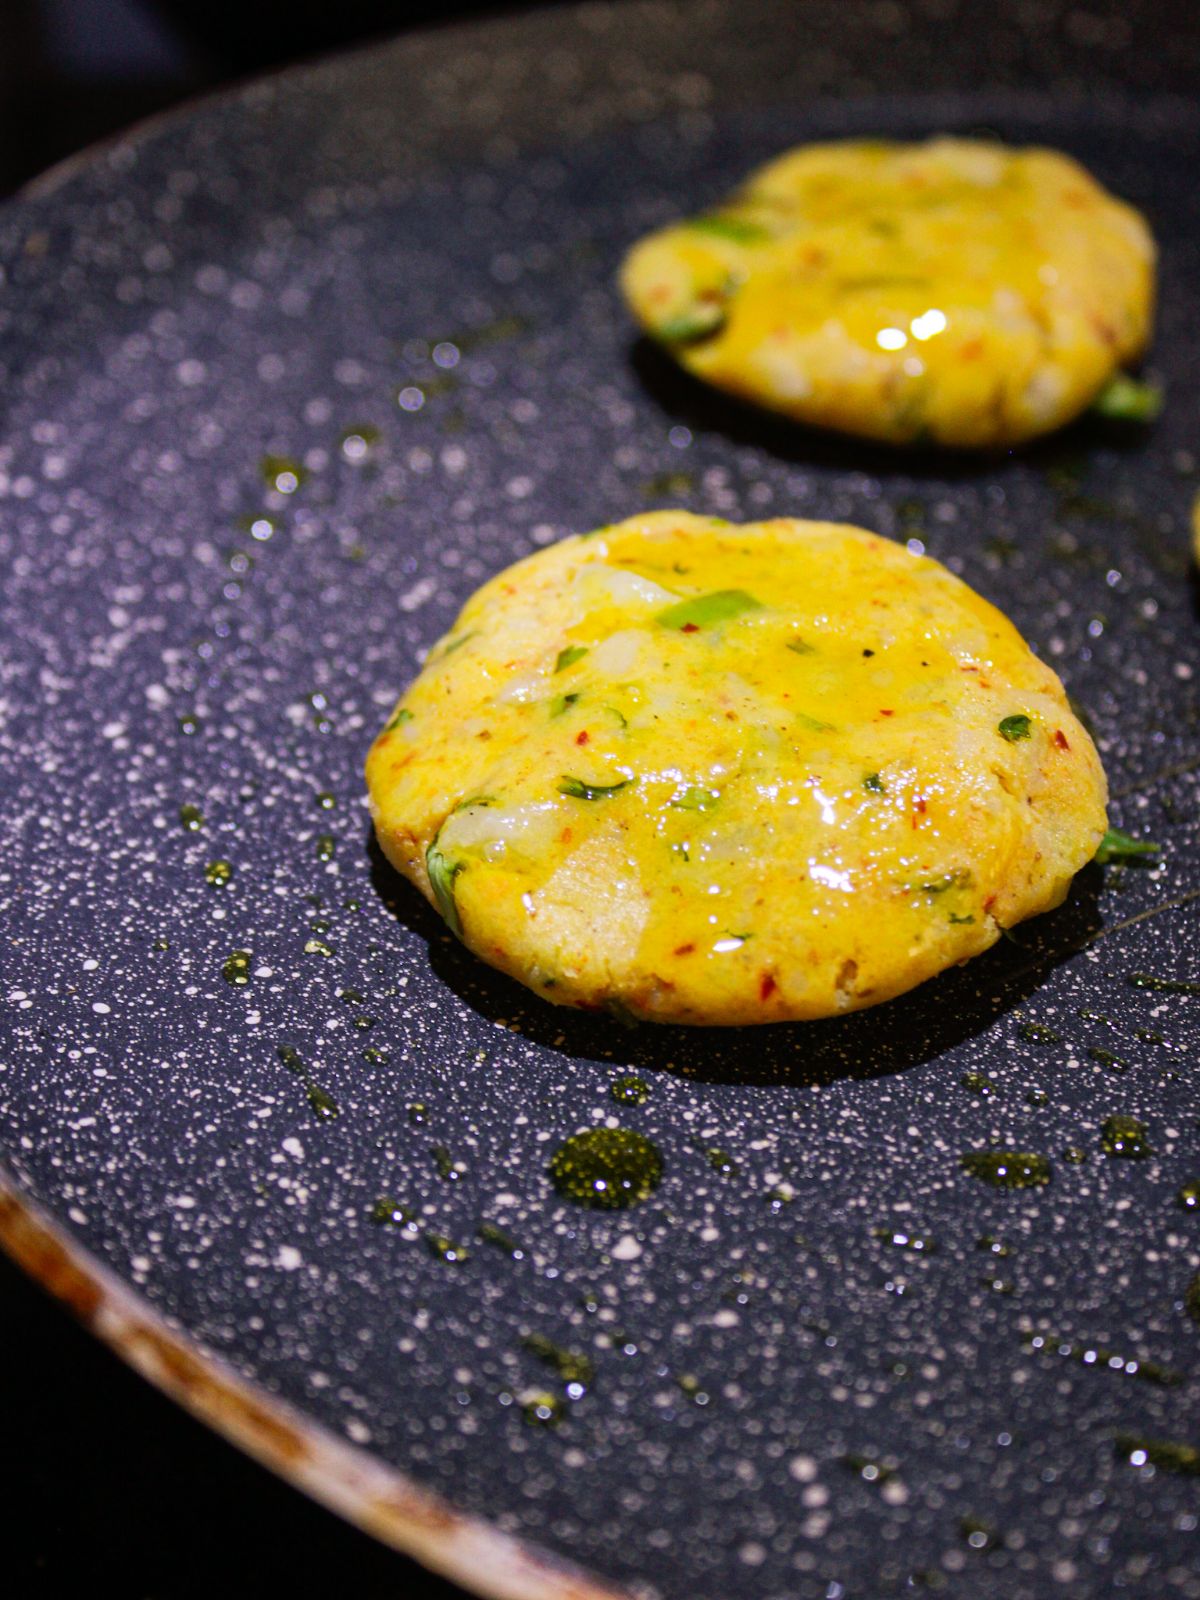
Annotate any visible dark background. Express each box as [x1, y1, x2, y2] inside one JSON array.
[[0, 0, 561, 198], [0, 7, 537, 1598]]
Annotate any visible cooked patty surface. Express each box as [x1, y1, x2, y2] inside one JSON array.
[[366, 512, 1107, 1024], [621, 138, 1155, 447]]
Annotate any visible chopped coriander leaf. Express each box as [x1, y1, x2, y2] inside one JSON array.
[[795, 711, 835, 734], [1095, 826, 1161, 866], [686, 214, 771, 244], [948, 912, 976, 924], [604, 706, 628, 729], [452, 794, 496, 812], [555, 644, 589, 673], [384, 707, 413, 731], [558, 776, 631, 801], [549, 692, 581, 717], [1091, 373, 1163, 423], [426, 841, 464, 936], [863, 772, 885, 793], [786, 636, 816, 655], [998, 713, 1032, 742], [671, 786, 721, 811], [656, 589, 763, 630], [655, 301, 728, 345]]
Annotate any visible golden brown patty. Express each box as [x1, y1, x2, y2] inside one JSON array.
[[366, 512, 1107, 1025], [621, 138, 1155, 447]]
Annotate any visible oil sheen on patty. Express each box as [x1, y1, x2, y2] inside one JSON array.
[[620, 138, 1155, 448], [366, 512, 1107, 1025]]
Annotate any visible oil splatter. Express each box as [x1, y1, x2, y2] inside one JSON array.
[[960, 1150, 1051, 1189], [548, 1128, 663, 1209]]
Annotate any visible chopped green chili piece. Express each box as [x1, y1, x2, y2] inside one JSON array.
[[998, 714, 1032, 742], [671, 786, 721, 811], [550, 692, 581, 717], [863, 772, 885, 793], [686, 214, 771, 244], [795, 712, 835, 734], [555, 645, 589, 673], [1091, 373, 1162, 423], [426, 840, 464, 935], [1095, 826, 1161, 866], [384, 707, 413, 732], [656, 589, 763, 630], [558, 776, 631, 801], [786, 636, 816, 655]]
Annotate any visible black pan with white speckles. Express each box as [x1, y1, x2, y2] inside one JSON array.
[[2, 4, 1200, 1597]]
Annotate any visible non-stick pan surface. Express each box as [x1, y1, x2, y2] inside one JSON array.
[[2, 4, 1200, 1597]]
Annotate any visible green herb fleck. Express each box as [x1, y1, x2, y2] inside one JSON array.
[[555, 645, 589, 673], [656, 301, 728, 345], [439, 630, 476, 659], [558, 776, 631, 801], [384, 707, 413, 732], [998, 714, 1032, 742], [179, 803, 204, 831], [671, 786, 720, 811], [549, 692, 581, 717], [426, 840, 464, 935], [656, 589, 763, 630], [204, 859, 233, 888], [863, 772, 885, 793], [1091, 373, 1163, 423], [1095, 826, 1160, 866], [687, 214, 771, 244]]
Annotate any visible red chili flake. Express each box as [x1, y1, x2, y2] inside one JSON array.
[[759, 973, 778, 1001], [674, 943, 696, 957], [984, 893, 997, 913], [681, 622, 700, 633], [575, 730, 589, 745], [879, 708, 894, 717], [1054, 729, 1070, 750]]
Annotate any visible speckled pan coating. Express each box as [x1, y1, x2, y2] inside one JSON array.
[[1, 5, 1200, 1600]]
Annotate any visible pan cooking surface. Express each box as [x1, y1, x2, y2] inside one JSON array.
[[1, 5, 1199, 1596]]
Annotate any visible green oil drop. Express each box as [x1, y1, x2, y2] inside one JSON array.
[[548, 1128, 663, 1210], [222, 949, 252, 986], [1101, 1114, 1153, 1159], [960, 1150, 1052, 1189], [610, 1075, 650, 1106]]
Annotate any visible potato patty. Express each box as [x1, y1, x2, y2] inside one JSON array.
[[366, 512, 1107, 1025], [621, 138, 1155, 448]]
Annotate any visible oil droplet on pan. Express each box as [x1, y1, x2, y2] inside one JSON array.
[[548, 1128, 663, 1209]]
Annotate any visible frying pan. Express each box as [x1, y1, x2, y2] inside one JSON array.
[[2, 3, 1200, 1596]]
